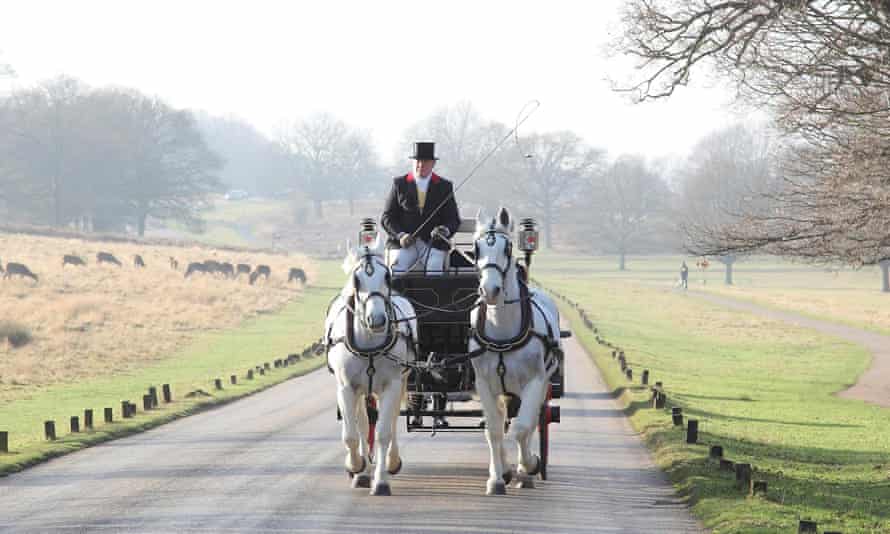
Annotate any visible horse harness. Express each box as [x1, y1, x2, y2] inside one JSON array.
[[325, 254, 417, 399]]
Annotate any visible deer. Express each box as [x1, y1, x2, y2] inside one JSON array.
[[184, 262, 209, 278], [288, 267, 306, 283], [63, 254, 87, 267], [249, 265, 271, 285], [169, 256, 179, 270], [134, 254, 146, 268], [4, 262, 38, 283], [97, 252, 122, 266]]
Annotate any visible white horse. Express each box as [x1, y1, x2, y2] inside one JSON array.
[[468, 207, 562, 495], [325, 235, 418, 496]]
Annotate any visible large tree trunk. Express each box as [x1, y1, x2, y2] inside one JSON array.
[[880, 260, 890, 293]]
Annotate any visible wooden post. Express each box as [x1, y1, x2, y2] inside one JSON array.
[[70, 416, 80, 433], [247, 369, 254, 380], [84, 409, 93, 429], [264, 362, 271, 370], [122, 401, 132, 418], [149, 386, 159, 408], [641, 369, 649, 385], [710, 445, 723, 459], [0, 431, 8, 453], [611, 350, 617, 359], [143, 395, 152, 411], [752, 480, 767, 496], [798, 520, 817, 533], [735, 463, 752, 492], [214, 378, 223, 390], [104, 407, 113, 423], [230, 374, 237, 385], [686, 419, 699, 443], [259, 367, 265, 376], [625, 368, 633, 381], [654, 391, 666, 409], [162, 384, 172, 403], [672, 409, 683, 427], [44, 421, 56, 440]]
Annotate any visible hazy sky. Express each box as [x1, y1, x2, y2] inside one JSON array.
[[1, 0, 741, 165]]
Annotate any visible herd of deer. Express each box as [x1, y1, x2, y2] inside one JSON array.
[[1, 251, 307, 286]]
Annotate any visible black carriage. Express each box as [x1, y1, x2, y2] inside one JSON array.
[[374, 217, 566, 480]]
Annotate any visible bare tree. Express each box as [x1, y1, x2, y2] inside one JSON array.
[[509, 131, 604, 249], [279, 113, 376, 218], [616, 1, 890, 273], [679, 124, 775, 284], [337, 129, 380, 215], [590, 155, 671, 270], [0, 76, 90, 226]]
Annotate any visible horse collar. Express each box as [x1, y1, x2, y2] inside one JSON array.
[[345, 295, 398, 357], [474, 280, 532, 352]]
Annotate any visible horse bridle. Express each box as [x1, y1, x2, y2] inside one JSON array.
[[352, 253, 394, 331], [475, 229, 513, 284]]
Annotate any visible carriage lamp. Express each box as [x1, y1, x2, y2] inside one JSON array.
[[359, 218, 377, 246], [518, 218, 539, 253], [518, 217, 539, 274]]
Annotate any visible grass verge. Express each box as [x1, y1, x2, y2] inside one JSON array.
[[537, 272, 890, 534], [0, 260, 341, 477]]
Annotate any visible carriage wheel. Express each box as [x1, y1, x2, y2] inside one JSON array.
[[538, 384, 553, 480]]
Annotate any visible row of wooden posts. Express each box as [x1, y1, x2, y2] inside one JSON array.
[[542, 286, 838, 534], [0, 338, 326, 454]]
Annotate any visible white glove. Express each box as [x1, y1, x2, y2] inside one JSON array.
[[399, 233, 415, 248], [432, 225, 451, 239]]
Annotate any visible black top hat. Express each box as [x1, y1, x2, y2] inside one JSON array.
[[411, 141, 438, 160]]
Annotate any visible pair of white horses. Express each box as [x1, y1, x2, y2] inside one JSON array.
[[325, 207, 561, 496]]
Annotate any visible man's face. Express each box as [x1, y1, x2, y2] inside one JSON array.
[[414, 159, 435, 178]]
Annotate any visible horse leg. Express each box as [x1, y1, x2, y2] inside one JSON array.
[[337, 385, 370, 487], [511, 375, 548, 481], [477, 377, 508, 495], [370, 381, 401, 496], [386, 379, 407, 476]]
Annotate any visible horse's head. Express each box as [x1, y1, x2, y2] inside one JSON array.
[[342, 234, 392, 333], [473, 207, 515, 306]]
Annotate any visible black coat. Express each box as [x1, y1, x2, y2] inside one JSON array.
[[381, 173, 461, 250]]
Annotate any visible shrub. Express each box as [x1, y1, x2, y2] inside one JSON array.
[[0, 320, 33, 348]]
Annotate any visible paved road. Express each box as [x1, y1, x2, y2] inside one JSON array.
[[0, 333, 701, 533], [691, 291, 890, 408]]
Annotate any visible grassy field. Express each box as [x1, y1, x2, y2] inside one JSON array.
[[541, 254, 890, 335], [0, 232, 316, 398], [0, 252, 342, 475], [533, 253, 890, 533]]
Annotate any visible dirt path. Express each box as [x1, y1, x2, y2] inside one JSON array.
[[690, 291, 890, 408]]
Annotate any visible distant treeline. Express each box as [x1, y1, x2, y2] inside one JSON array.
[[0, 77, 223, 235]]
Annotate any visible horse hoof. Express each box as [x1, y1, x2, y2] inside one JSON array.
[[502, 471, 513, 485], [351, 474, 371, 489], [371, 482, 391, 496], [519, 477, 536, 489], [486, 480, 507, 496], [346, 457, 367, 478], [527, 455, 541, 476], [388, 456, 403, 475]]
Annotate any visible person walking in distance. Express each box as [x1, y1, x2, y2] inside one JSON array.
[[680, 261, 689, 290]]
